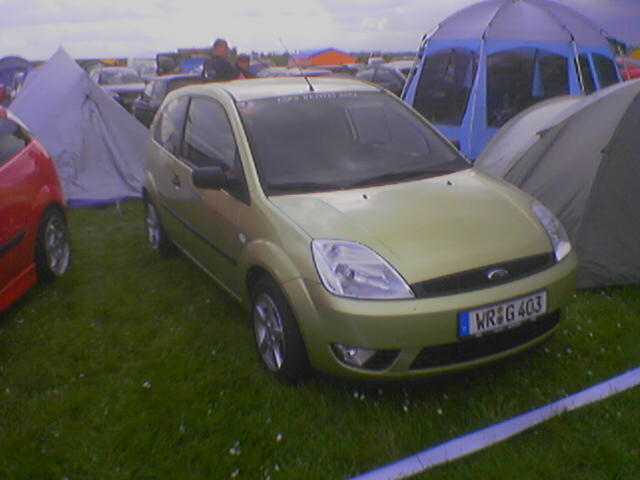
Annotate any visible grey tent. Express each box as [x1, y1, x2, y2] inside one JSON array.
[[475, 79, 640, 288], [10, 48, 147, 206]]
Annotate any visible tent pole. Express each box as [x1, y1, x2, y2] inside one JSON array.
[[466, 37, 485, 157], [572, 40, 586, 95], [402, 25, 439, 98]]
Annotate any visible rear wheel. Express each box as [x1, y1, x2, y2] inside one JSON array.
[[144, 199, 173, 256], [36, 208, 71, 282], [251, 276, 311, 384]]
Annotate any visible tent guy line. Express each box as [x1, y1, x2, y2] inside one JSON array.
[[351, 366, 640, 480]]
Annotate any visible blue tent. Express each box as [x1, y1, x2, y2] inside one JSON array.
[[403, 0, 621, 160]]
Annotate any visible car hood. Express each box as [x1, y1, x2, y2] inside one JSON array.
[[269, 170, 552, 284]]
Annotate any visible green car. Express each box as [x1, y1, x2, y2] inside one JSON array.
[[143, 77, 577, 383]]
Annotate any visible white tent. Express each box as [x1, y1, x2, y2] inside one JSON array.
[[11, 48, 147, 206]]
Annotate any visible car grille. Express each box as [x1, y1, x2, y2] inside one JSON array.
[[409, 311, 559, 370], [411, 253, 555, 299]]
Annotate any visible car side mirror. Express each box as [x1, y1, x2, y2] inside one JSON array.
[[192, 166, 228, 190]]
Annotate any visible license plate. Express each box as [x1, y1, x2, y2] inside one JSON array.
[[459, 291, 547, 338]]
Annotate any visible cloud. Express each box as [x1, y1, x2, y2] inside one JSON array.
[[0, 0, 638, 60]]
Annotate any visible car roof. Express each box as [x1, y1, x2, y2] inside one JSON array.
[[147, 73, 200, 83], [386, 60, 414, 68], [178, 77, 380, 101]]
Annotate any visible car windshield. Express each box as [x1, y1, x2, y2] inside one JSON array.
[[237, 91, 469, 195], [100, 69, 142, 85]]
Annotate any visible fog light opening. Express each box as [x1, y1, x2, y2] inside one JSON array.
[[332, 344, 400, 371], [332, 344, 377, 368]]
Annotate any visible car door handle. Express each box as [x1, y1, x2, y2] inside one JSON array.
[[171, 174, 181, 188]]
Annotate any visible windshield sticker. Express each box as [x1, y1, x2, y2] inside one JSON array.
[[275, 92, 359, 104]]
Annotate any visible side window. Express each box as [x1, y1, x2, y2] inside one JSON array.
[[0, 118, 29, 167], [153, 96, 189, 155], [182, 97, 237, 171], [413, 48, 478, 126], [593, 54, 619, 89], [577, 54, 596, 94]]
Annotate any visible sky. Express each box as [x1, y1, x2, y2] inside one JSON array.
[[0, 0, 638, 60]]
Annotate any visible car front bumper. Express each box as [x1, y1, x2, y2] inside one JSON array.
[[282, 251, 577, 380]]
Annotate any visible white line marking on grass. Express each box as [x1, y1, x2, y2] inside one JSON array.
[[351, 367, 640, 480]]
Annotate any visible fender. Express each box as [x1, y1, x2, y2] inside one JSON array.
[[32, 184, 65, 232], [237, 238, 305, 304]]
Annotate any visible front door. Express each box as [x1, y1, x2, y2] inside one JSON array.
[[0, 116, 33, 292], [169, 96, 250, 297], [150, 95, 192, 248]]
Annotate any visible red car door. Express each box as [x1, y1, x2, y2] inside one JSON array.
[[0, 115, 33, 292]]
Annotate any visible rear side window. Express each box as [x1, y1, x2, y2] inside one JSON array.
[[153, 96, 189, 155], [577, 54, 596, 94], [413, 48, 478, 126], [593, 54, 619, 89], [0, 118, 29, 167], [182, 97, 236, 170]]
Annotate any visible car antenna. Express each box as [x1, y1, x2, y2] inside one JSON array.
[[279, 38, 315, 93]]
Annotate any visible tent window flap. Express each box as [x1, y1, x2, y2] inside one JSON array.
[[487, 48, 569, 128], [413, 48, 478, 127]]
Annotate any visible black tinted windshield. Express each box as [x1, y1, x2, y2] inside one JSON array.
[[237, 92, 468, 195]]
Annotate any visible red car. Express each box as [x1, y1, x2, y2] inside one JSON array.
[[0, 106, 71, 312], [617, 57, 640, 81]]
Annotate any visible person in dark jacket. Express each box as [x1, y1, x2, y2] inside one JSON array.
[[235, 54, 255, 79], [202, 38, 238, 81]]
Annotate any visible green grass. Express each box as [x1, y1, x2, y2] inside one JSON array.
[[0, 201, 638, 479]]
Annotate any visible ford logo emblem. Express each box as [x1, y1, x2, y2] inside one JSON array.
[[487, 268, 510, 281]]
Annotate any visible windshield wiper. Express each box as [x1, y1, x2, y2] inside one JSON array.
[[348, 168, 456, 188]]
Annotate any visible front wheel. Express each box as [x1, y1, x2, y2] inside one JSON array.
[[36, 208, 71, 282], [251, 277, 311, 384]]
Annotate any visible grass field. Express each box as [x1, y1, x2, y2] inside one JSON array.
[[1, 201, 638, 479]]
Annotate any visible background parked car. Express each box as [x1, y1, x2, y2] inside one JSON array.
[[617, 57, 640, 81], [90, 66, 145, 112], [257, 67, 333, 78], [132, 74, 206, 127], [385, 60, 414, 78], [356, 64, 407, 96], [0, 84, 7, 106], [0, 107, 71, 313], [128, 58, 157, 80]]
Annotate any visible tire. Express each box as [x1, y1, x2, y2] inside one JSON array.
[[251, 276, 311, 384], [36, 208, 71, 282], [144, 198, 173, 257]]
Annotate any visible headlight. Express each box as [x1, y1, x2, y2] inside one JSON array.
[[311, 240, 414, 300], [532, 201, 571, 262]]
